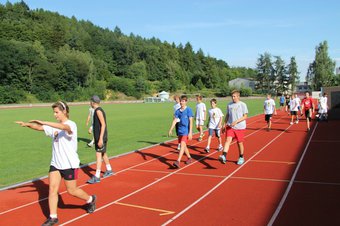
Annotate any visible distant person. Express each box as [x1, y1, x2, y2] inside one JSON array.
[[173, 95, 181, 150], [290, 94, 300, 125], [205, 99, 224, 153], [285, 94, 291, 115], [168, 95, 193, 168], [264, 94, 277, 131], [15, 101, 96, 226], [301, 91, 315, 131], [86, 105, 95, 147], [87, 95, 114, 184], [318, 92, 328, 121], [279, 94, 285, 111], [195, 95, 207, 141], [219, 90, 248, 165]]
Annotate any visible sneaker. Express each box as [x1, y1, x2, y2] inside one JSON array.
[[218, 155, 227, 164], [103, 170, 114, 178], [307, 128, 311, 132], [218, 146, 223, 151], [87, 142, 93, 147], [173, 161, 180, 168], [205, 147, 210, 153], [290, 122, 293, 125], [295, 120, 299, 124], [237, 157, 245, 165], [87, 176, 100, 184], [86, 195, 97, 213], [42, 217, 59, 226], [185, 158, 192, 164]]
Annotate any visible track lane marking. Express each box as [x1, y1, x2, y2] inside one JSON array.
[[251, 160, 296, 165], [115, 202, 175, 216]]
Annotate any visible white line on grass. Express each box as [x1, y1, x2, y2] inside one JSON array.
[[267, 122, 318, 226]]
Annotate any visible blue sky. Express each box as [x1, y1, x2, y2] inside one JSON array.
[[1, 0, 340, 80]]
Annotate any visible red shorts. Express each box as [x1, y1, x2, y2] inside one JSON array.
[[226, 127, 245, 143], [178, 135, 188, 144]]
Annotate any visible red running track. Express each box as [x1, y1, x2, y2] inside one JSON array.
[[1, 111, 339, 226]]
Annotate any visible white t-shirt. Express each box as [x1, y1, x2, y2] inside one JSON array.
[[88, 107, 94, 125], [264, 99, 276, 115], [319, 96, 328, 113], [208, 107, 224, 129], [43, 120, 80, 170], [290, 97, 300, 111], [173, 102, 181, 114], [196, 102, 206, 120], [226, 101, 248, 130]]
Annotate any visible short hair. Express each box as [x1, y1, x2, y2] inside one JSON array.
[[173, 95, 179, 100], [210, 98, 217, 104], [196, 95, 203, 100], [231, 90, 240, 95], [180, 95, 188, 101]]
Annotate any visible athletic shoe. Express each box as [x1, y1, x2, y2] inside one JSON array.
[[87, 176, 100, 184], [290, 122, 293, 125], [173, 161, 180, 168], [205, 147, 210, 153], [185, 158, 193, 164], [42, 217, 59, 226], [87, 142, 93, 147], [307, 128, 311, 132], [103, 170, 114, 178], [218, 155, 227, 164], [237, 157, 245, 165], [218, 146, 223, 151], [295, 120, 299, 124], [86, 195, 97, 213]]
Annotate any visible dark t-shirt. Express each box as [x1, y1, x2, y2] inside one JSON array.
[[93, 107, 108, 142]]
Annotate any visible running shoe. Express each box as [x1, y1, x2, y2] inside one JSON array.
[[295, 120, 299, 124], [218, 155, 227, 164], [205, 147, 210, 153], [290, 122, 293, 125], [173, 161, 180, 168], [87, 142, 93, 147], [237, 157, 245, 165], [218, 146, 223, 151], [185, 158, 193, 164], [86, 195, 97, 213], [87, 176, 100, 184], [42, 217, 58, 226], [103, 170, 114, 178]]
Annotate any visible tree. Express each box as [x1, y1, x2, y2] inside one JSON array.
[[308, 41, 336, 90], [256, 53, 273, 93], [287, 56, 299, 93], [273, 56, 287, 94]]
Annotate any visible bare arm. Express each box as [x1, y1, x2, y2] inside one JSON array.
[[231, 113, 248, 127], [188, 117, 193, 140], [168, 118, 177, 136], [15, 121, 44, 131], [29, 120, 72, 134]]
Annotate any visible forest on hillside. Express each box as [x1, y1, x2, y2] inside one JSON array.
[[0, 1, 257, 104]]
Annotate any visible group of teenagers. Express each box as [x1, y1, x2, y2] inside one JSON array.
[[14, 90, 329, 226], [15, 95, 112, 226]]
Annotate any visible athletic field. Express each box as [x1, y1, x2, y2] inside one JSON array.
[[0, 98, 265, 188]]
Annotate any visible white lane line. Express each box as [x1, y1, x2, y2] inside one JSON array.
[[161, 123, 292, 226], [267, 122, 318, 226]]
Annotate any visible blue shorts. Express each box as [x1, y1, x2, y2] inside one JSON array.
[[208, 128, 221, 138]]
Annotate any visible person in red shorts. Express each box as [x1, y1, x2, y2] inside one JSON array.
[[168, 95, 194, 168], [219, 90, 248, 165], [301, 91, 315, 131]]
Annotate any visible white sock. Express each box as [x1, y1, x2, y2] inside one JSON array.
[[95, 169, 101, 178], [206, 146, 210, 149], [50, 214, 57, 219], [86, 196, 93, 203], [106, 164, 112, 171]]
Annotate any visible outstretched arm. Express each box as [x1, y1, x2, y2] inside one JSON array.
[[15, 121, 44, 131], [29, 120, 72, 134]]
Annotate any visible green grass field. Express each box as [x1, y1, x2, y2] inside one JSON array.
[[0, 98, 266, 188]]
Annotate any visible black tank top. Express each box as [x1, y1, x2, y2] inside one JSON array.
[[93, 107, 108, 142]]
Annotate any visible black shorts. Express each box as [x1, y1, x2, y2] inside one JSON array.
[[290, 111, 297, 116], [265, 114, 273, 122], [49, 165, 79, 180], [305, 109, 312, 119], [280, 103, 284, 106], [95, 141, 107, 153]]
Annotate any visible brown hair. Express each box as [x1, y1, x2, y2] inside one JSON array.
[[52, 101, 69, 118], [210, 98, 217, 104], [196, 95, 203, 100], [180, 95, 188, 101], [231, 90, 240, 95]]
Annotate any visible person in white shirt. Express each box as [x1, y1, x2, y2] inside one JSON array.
[[86, 106, 95, 147], [290, 94, 301, 125], [318, 92, 328, 121], [195, 95, 206, 141], [16, 101, 96, 226], [264, 94, 277, 131], [205, 99, 224, 153], [173, 95, 181, 150]]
